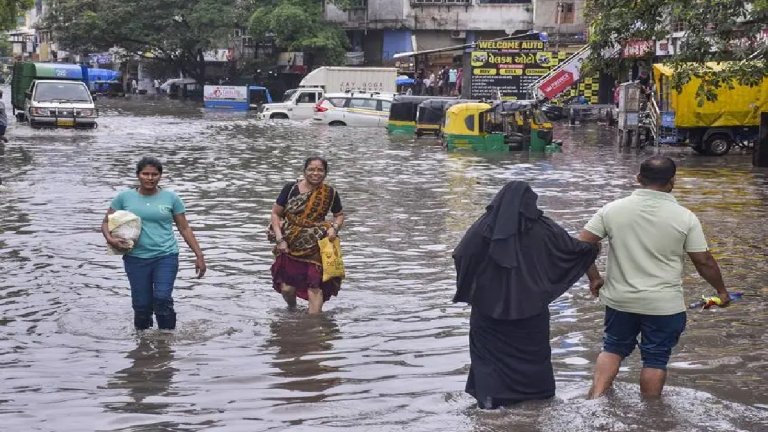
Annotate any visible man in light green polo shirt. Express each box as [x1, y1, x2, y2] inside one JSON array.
[[578, 156, 730, 398]]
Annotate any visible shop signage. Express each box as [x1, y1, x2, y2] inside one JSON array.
[[469, 39, 553, 100]]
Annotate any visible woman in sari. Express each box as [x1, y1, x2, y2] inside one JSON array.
[[270, 157, 344, 313], [453, 181, 598, 409]]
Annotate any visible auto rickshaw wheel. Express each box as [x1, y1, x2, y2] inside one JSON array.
[[704, 134, 732, 156]]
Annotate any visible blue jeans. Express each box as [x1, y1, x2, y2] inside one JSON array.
[[602, 306, 687, 370], [123, 253, 179, 329]]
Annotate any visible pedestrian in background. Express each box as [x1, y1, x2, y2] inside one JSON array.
[[270, 156, 344, 314], [0, 89, 8, 143], [453, 181, 599, 409], [101, 156, 207, 330], [579, 156, 730, 399]]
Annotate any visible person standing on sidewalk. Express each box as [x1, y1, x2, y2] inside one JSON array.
[[578, 156, 730, 399]]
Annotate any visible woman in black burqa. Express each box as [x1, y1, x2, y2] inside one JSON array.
[[453, 181, 599, 409]]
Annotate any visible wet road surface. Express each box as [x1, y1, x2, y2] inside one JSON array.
[[1, 90, 767, 431]]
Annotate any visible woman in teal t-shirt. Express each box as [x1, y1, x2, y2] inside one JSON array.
[[101, 157, 206, 330]]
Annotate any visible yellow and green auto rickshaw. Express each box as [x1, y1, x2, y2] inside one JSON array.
[[492, 100, 557, 151], [443, 101, 559, 152], [443, 102, 508, 151], [414, 97, 456, 137], [388, 95, 446, 135]]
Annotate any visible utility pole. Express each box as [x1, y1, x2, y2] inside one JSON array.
[[555, 0, 563, 52]]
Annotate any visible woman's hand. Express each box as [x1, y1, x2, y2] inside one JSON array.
[[107, 235, 132, 251], [327, 227, 337, 241], [277, 239, 289, 254], [589, 277, 605, 298], [195, 255, 207, 278]]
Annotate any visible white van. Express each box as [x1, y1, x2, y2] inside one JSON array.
[[257, 67, 397, 121], [23, 80, 97, 128], [257, 88, 323, 120]]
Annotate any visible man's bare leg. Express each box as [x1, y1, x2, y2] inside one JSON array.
[[280, 284, 297, 309], [307, 288, 324, 314], [639, 367, 666, 397], [588, 352, 623, 399]]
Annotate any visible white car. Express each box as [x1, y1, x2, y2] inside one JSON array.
[[312, 92, 393, 127]]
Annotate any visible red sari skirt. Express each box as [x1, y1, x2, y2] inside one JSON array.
[[271, 254, 341, 302]]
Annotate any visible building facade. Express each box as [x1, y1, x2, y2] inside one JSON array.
[[324, 0, 587, 70]]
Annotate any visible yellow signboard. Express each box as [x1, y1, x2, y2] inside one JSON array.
[[472, 68, 497, 76]]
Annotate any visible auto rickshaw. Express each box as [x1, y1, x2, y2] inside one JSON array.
[[490, 100, 557, 151], [414, 98, 455, 137], [443, 102, 559, 152], [443, 102, 509, 151], [387, 95, 442, 135]]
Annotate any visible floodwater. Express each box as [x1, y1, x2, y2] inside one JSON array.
[[1, 88, 767, 432]]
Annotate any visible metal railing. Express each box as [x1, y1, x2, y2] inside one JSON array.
[[647, 95, 660, 143]]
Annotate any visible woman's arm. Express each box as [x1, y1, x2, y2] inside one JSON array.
[[578, 229, 604, 297], [327, 212, 345, 241], [101, 208, 132, 251], [173, 213, 206, 278], [271, 203, 289, 253]]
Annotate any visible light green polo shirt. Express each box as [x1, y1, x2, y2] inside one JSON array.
[[584, 189, 708, 315]]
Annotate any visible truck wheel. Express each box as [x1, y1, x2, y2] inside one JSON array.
[[705, 134, 732, 156], [691, 144, 707, 155], [16, 112, 26, 122], [270, 113, 289, 120]]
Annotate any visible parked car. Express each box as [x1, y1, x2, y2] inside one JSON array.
[[312, 92, 394, 127]]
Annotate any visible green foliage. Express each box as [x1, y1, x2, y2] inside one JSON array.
[[0, 36, 11, 57], [0, 0, 33, 32], [249, 0, 349, 66], [43, 0, 244, 82], [585, 0, 768, 104]]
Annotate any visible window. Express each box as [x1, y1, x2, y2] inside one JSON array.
[[412, 0, 470, 5], [558, 2, 575, 24], [379, 100, 392, 112], [478, 0, 531, 4], [464, 114, 475, 132], [297, 92, 317, 104], [349, 98, 378, 110], [326, 97, 348, 107]]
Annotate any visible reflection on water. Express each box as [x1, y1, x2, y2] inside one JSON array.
[[265, 312, 342, 401], [106, 336, 177, 414], [0, 92, 766, 431]]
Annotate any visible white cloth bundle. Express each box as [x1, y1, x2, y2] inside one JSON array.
[[107, 210, 141, 255]]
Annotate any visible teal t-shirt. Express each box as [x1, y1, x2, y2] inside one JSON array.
[[110, 188, 186, 258]]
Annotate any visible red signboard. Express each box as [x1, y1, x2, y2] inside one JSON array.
[[539, 69, 575, 100]]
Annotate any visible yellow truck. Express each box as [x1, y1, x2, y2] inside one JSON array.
[[653, 63, 768, 155]]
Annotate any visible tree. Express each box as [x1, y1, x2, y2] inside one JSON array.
[[43, 0, 244, 83], [248, 0, 349, 68], [585, 0, 768, 102], [0, 0, 33, 32], [0, 36, 11, 57]]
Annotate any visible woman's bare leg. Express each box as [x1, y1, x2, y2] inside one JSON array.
[[280, 283, 297, 309], [307, 288, 324, 314]]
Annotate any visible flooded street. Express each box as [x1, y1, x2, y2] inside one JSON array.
[[1, 90, 767, 431]]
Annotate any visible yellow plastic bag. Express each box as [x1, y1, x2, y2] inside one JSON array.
[[318, 237, 345, 282]]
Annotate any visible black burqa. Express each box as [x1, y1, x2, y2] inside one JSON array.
[[452, 181, 598, 408]]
